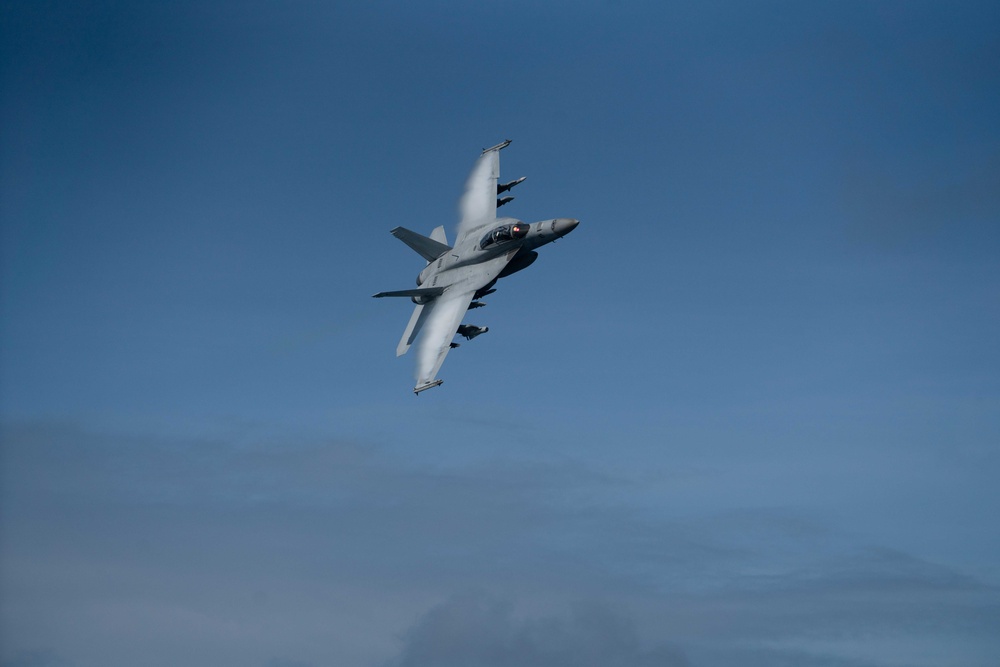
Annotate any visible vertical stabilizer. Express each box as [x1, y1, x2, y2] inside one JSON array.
[[389, 227, 452, 262], [429, 225, 448, 246]]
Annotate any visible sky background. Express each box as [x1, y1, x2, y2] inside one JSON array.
[[2, 1, 999, 666]]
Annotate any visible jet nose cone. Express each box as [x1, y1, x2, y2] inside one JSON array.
[[554, 218, 580, 236]]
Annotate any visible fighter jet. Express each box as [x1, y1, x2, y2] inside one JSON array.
[[373, 140, 580, 394]]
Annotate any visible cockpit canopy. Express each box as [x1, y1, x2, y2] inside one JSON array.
[[480, 222, 529, 250]]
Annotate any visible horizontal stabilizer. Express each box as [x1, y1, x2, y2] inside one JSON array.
[[372, 287, 445, 299], [390, 227, 452, 262]]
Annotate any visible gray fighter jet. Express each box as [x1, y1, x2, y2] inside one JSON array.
[[373, 140, 579, 394]]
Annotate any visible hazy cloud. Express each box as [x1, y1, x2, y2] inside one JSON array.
[[3, 421, 999, 666], [0, 652, 71, 667], [386, 594, 688, 667]]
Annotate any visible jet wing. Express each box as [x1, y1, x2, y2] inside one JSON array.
[[413, 289, 477, 393], [412, 248, 517, 393], [456, 140, 509, 243]]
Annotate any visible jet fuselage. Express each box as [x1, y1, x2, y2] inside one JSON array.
[[372, 140, 579, 393], [417, 216, 579, 289]]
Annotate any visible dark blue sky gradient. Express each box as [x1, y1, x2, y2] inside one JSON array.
[[2, 2, 999, 666]]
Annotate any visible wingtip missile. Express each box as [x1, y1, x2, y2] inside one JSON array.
[[482, 139, 512, 154], [497, 196, 514, 208], [414, 379, 444, 395]]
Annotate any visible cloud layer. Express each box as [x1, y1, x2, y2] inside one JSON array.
[[2, 421, 998, 667]]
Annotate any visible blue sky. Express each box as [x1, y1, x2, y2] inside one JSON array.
[[2, 2, 999, 666]]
